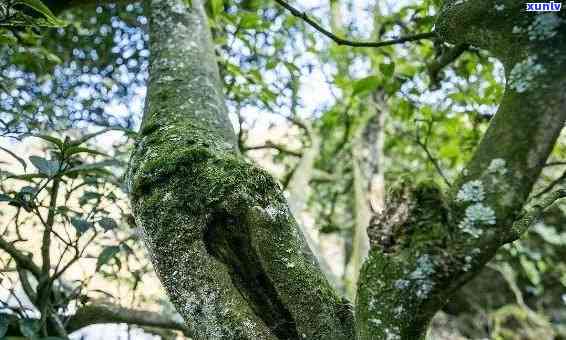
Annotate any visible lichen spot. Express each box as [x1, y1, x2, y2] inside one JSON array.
[[528, 13, 562, 41], [487, 158, 507, 175], [456, 180, 485, 203], [508, 56, 546, 93], [458, 203, 496, 237]]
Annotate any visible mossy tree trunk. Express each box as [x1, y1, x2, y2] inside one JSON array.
[[126, 0, 353, 338], [357, 1, 566, 339], [123, 0, 566, 339]]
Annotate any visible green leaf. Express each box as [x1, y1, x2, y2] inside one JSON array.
[[239, 13, 261, 29], [209, 0, 223, 20], [14, 0, 67, 27], [97, 246, 121, 270], [379, 62, 395, 78], [520, 256, 541, 286], [78, 191, 102, 206], [0, 146, 27, 171], [64, 160, 119, 176], [72, 128, 126, 146], [29, 156, 59, 177], [352, 75, 380, 96], [0, 31, 18, 45], [70, 217, 93, 234], [45, 52, 62, 64], [98, 217, 118, 232], [30, 134, 65, 149], [18, 318, 39, 338], [8, 173, 49, 181], [0, 193, 14, 203], [64, 146, 108, 158]]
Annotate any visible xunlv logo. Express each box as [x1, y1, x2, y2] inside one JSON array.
[[526, 1, 562, 11]]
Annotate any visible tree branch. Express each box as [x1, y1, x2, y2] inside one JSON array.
[[533, 169, 566, 199], [511, 188, 566, 240], [355, 2, 566, 338], [427, 43, 469, 88], [66, 303, 191, 336], [127, 0, 354, 338], [0, 237, 41, 277], [1, 303, 191, 337], [274, 0, 436, 48], [243, 141, 302, 157]]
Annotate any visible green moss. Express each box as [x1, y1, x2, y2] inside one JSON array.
[[128, 123, 354, 338]]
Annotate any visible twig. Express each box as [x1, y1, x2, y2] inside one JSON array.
[[533, 169, 566, 199], [414, 119, 451, 187], [274, 0, 436, 48], [243, 141, 302, 157], [511, 188, 566, 239], [544, 161, 566, 167], [427, 44, 469, 88]]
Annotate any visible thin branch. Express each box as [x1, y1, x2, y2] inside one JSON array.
[[66, 303, 191, 336], [0, 237, 41, 277], [274, 0, 436, 48], [427, 44, 469, 88], [533, 169, 566, 199], [414, 119, 451, 187], [511, 188, 566, 240], [0, 303, 191, 337], [243, 141, 302, 157], [544, 161, 566, 167]]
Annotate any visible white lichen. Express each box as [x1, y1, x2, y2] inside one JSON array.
[[512, 25, 525, 34], [528, 13, 562, 41], [459, 203, 496, 237], [394, 279, 410, 290], [508, 56, 546, 93], [488, 158, 507, 175], [409, 255, 435, 280], [463, 255, 473, 272], [409, 255, 436, 299], [369, 318, 382, 327], [456, 180, 485, 203], [385, 327, 401, 340]]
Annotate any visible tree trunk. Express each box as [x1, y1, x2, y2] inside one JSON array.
[[127, 0, 566, 339], [355, 1, 566, 338], [127, 0, 353, 338]]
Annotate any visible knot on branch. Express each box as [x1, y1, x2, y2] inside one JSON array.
[[368, 180, 449, 254]]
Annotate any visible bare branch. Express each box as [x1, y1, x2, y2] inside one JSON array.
[[414, 119, 451, 187], [243, 141, 302, 157], [274, 0, 436, 48], [427, 44, 469, 88], [66, 303, 191, 336], [511, 188, 566, 239], [533, 169, 566, 199], [0, 237, 41, 277], [0, 303, 191, 337]]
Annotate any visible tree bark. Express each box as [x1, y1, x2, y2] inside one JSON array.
[[356, 1, 566, 339], [345, 92, 387, 299], [126, 0, 353, 338]]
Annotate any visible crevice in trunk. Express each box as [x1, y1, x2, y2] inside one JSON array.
[[204, 214, 300, 340]]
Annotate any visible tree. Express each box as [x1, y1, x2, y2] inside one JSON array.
[[2, 0, 566, 339]]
